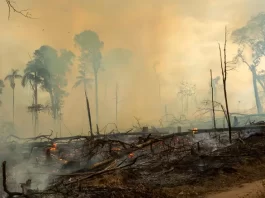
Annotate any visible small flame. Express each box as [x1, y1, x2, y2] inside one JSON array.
[[50, 143, 57, 151], [192, 128, 198, 134], [59, 158, 68, 163], [128, 153, 134, 158]]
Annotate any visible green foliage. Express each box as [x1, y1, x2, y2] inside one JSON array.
[[22, 59, 50, 89], [24, 45, 75, 119], [232, 13, 265, 44], [74, 30, 104, 53], [73, 69, 94, 90], [232, 12, 265, 60], [33, 45, 74, 77], [74, 30, 104, 124], [74, 30, 103, 73], [231, 13, 265, 114], [73, 30, 103, 90]]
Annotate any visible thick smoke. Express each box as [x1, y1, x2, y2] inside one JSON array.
[[0, 0, 264, 135]]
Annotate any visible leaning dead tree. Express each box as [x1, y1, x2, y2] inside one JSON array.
[[5, 0, 34, 20], [218, 27, 235, 143], [85, 91, 94, 137]]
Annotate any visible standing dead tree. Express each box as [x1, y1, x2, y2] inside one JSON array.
[[210, 70, 216, 130], [210, 76, 220, 101], [218, 27, 236, 143]]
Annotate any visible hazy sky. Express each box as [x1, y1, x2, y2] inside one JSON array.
[[0, 0, 264, 136]]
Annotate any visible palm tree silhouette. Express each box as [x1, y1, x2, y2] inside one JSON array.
[[4, 69, 22, 124], [73, 69, 93, 92]]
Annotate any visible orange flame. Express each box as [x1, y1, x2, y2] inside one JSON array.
[[128, 153, 134, 158], [192, 128, 198, 134], [59, 158, 68, 163], [50, 143, 57, 151]]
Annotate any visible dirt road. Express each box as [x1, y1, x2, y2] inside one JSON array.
[[207, 180, 264, 198]]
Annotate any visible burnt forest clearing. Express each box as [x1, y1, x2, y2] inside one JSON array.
[[1, 0, 265, 197]]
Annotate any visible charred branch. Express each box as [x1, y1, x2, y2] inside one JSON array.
[[5, 0, 35, 20], [2, 161, 29, 197]]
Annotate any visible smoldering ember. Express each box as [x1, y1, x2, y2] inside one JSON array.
[[3, 1, 265, 198]]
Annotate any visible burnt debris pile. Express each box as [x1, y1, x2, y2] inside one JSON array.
[[1, 125, 265, 197]]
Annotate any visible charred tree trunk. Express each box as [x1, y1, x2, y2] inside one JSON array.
[[223, 79, 232, 142], [85, 90, 93, 137], [219, 27, 232, 143], [49, 90, 58, 133], [95, 72, 99, 125], [32, 94, 34, 126], [12, 87, 15, 125], [34, 72, 38, 136], [49, 90, 56, 118], [210, 69, 216, 129], [116, 83, 118, 126]]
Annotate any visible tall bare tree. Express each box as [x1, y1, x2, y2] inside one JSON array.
[[210, 76, 220, 100], [73, 69, 94, 137], [219, 27, 235, 143], [210, 70, 216, 130]]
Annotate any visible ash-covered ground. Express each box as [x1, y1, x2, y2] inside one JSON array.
[[1, 128, 265, 198]]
